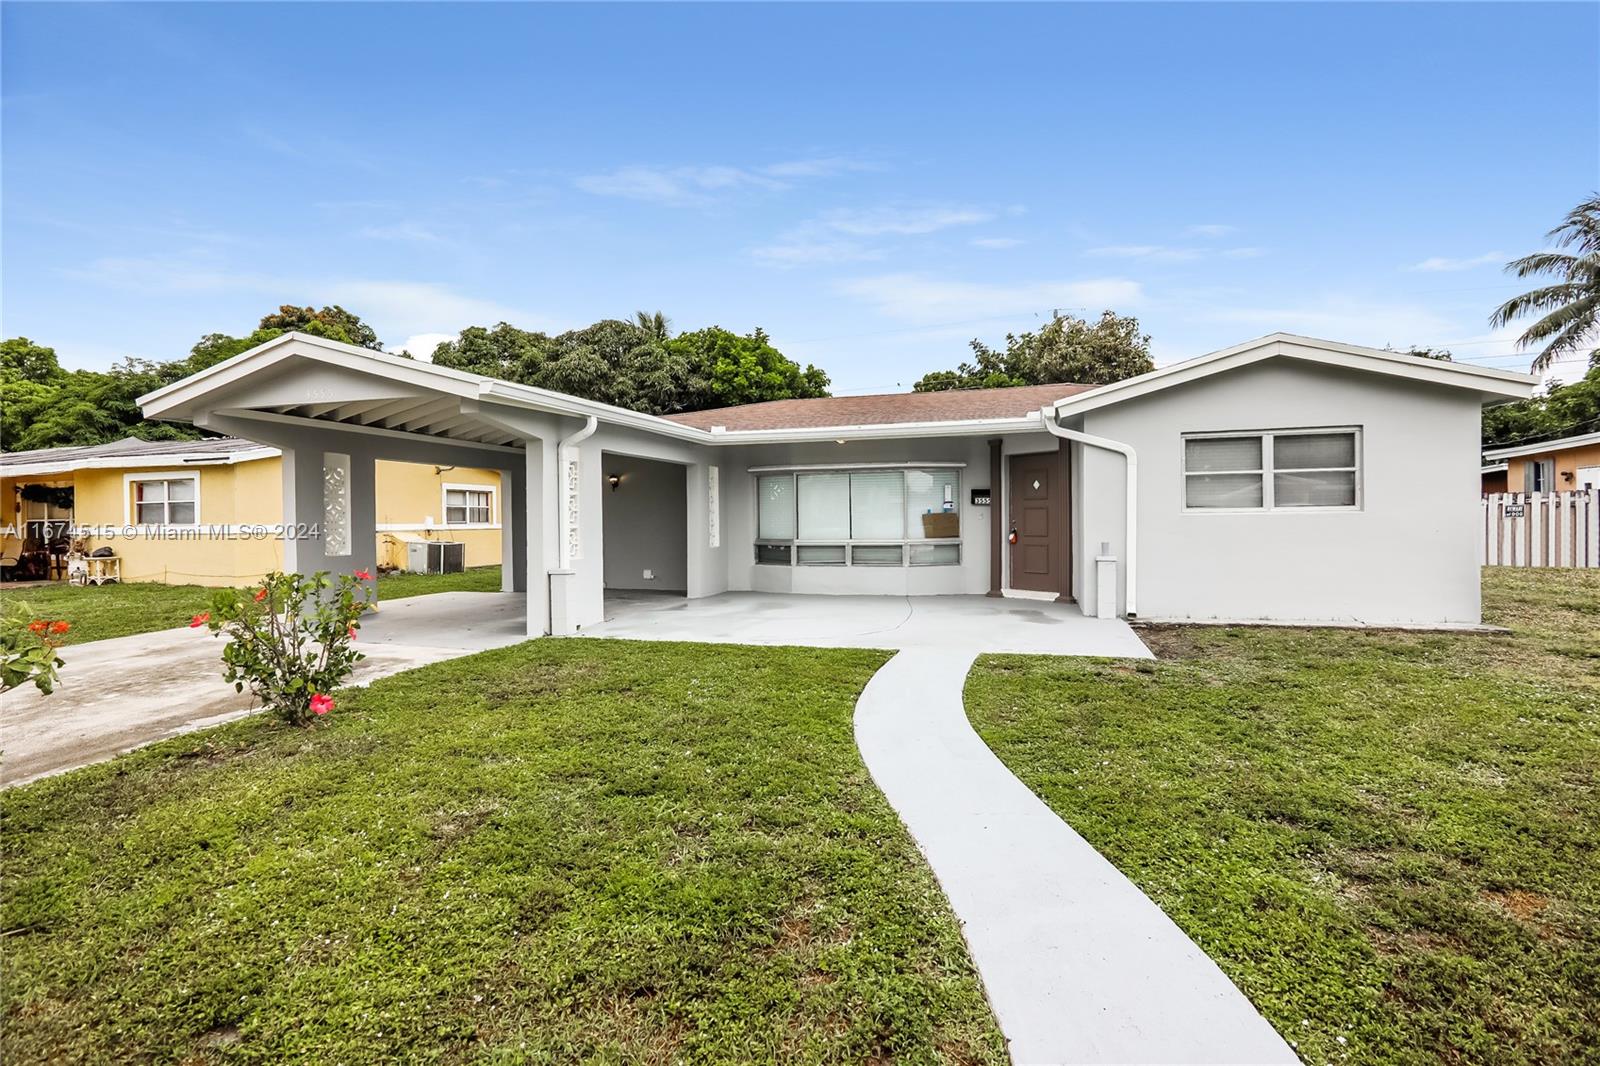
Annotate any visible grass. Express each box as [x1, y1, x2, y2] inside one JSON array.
[[4, 565, 505, 645], [967, 567, 1600, 1066], [1, 639, 1004, 1064]]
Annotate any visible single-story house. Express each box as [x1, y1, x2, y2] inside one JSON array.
[[136, 330, 1536, 631], [1483, 430, 1600, 493], [1, 437, 504, 584]]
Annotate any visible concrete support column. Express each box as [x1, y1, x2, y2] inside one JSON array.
[[500, 468, 517, 593], [280, 445, 325, 575], [277, 444, 377, 581], [524, 435, 561, 637]]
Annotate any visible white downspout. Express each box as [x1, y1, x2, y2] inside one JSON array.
[[1038, 407, 1138, 618], [556, 415, 598, 570]]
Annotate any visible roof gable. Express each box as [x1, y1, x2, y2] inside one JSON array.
[[1049, 333, 1536, 417]]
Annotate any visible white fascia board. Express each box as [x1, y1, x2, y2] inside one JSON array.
[[1481, 462, 1509, 473], [1049, 334, 1538, 418], [0, 448, 280, 479], [139, 332, 484, 418], [1483, 429, 1600, 461], [704, 414, 1044, 445]]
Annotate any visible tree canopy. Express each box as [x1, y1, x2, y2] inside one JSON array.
[[1, 306, 383, 452], [1490, 194, 1600, 374], [1482, 364, 1600, 448], [430, 314, 828, 415], [913, 310, 1153, 392]]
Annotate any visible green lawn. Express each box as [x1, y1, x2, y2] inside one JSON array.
[[968, 567, 1600, 1065], [1, 640, 1003, 1064], [3, 565, 505, 645]]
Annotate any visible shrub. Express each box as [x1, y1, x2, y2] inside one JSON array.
[[0, 603, 70, 694], [200, 570, 375, 726]]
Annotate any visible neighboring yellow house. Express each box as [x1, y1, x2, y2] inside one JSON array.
[[1, 437, 503, 585], [1483, 430, 1600, 494]]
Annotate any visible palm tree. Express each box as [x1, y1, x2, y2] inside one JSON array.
[[632, 310, 672, 342], [1491, 194, 1600, 374]]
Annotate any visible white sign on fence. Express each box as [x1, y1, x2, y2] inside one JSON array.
[[1481, 489, 1600, 568]]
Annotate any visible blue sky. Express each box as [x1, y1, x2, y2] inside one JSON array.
[[3, 2, 1597, 392]]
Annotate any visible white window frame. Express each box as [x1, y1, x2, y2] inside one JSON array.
[[1182, 428, 1362, 513], [440, 482, 499, 528], [123, 470, 201, 528], [752, 464, 964, 567]]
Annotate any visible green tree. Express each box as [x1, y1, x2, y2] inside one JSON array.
[[669, 326, 830, 408], [1482, 364, 1600, 446], [432, 316, 828, 414], [257, 305, 382, 349], [914, 310, 1153, 392], [1490, 194, 1600, 374]]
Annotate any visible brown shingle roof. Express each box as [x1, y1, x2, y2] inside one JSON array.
[[663, 382, 1097, 432]]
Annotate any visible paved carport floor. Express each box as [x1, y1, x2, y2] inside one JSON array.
[[581, 589, 1151, 657], [1, 592, 527, 788]]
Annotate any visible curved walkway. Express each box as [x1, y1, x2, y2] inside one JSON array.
[[855, 649, 1298, 1065]]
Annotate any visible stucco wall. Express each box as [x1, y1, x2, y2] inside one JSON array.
[[4, 455, 506, 586], [600, 453, 688, 591], [1074, 359, 1485, 624]]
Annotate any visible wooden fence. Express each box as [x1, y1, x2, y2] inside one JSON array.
[[1481, 489, 1600, 568]]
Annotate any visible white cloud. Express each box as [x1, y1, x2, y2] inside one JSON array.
[[819, 204, 993, 236], [1407, 251, 1505, 272], [752, 202, 999, 266], [392, 332, 456, 360], [357, 222, 446, 244], [751, 233, 883, 265], [1087, 244, 1204, 262], [66, 254, 562, 345], [1201, 297, 1460, 349], [1186, 223, 1237, 237], [1086, 243, 1265, 263], [972, 237, 1024, 249], [838, 273, 1143, 323], [573, 156, 871, 206]]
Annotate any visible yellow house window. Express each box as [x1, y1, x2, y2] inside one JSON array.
[[444, 487, 493, 525], [133, 477, 198, 526]]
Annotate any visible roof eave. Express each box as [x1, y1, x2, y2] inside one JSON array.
[[1483, 429, 1600, 461]]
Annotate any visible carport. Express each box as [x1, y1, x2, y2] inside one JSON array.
[[139, 332, 728, 637]]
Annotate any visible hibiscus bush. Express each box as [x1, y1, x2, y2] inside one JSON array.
[[0, 603, 71, 695], [199, 569, 375, 726]]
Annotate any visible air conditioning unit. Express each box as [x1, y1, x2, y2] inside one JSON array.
[[406, 540, 465, 575]]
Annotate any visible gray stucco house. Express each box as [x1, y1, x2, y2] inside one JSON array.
[[139, 331, 1535, 632]]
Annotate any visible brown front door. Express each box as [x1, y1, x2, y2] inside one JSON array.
[[1008, 449, 1068, 596]]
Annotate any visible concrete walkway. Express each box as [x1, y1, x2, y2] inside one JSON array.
[[856, 649, 1299, 1065], [1, 592, 526, 788]]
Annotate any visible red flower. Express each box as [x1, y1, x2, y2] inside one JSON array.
[[28, 620, 48, 634], [310, 693, 335, 716], [354, 569, 373, 581], [49, 620, 70, 634], [189, 612, 210, 628], [347, 626, 357, 640], [253, 587, 269, 602]]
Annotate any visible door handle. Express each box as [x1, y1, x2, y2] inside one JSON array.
[[1008, 528, 1018, 545]]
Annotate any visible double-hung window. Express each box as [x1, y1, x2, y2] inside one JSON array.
[[132, 476, 198, 526], [1183, 429, 1360, 511], [444, 487, 494, 525], [755, 467, 961, 566]]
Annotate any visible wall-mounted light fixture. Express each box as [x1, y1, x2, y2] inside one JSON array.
[[608, 473, 622, 492]]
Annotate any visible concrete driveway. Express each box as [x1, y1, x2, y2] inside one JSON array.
[[1, 592, 526, 788]]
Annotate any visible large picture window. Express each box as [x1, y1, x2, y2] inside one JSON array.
[[754, 467, 962, 566], [1183, 429, 1360, 511]]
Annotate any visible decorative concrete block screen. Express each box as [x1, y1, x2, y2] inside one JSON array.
[[1481, 489, 1599, 568], [323, 452, 352, 557]]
